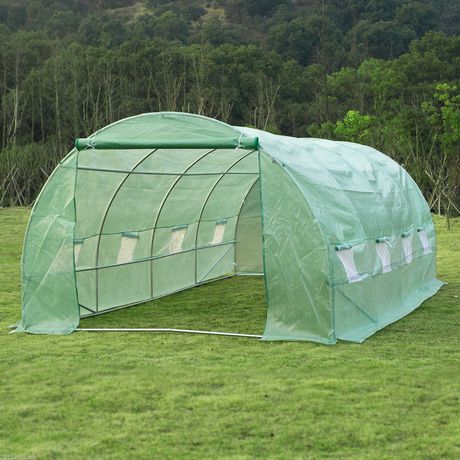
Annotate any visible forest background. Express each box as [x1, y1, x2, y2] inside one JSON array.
[[0, 0, 458, 222]]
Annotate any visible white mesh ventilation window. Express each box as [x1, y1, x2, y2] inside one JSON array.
[[212, 219, 227, 245], [117, 232, 139, 264], [335, 245, 362, 283], [169, 225, 187, 254], [401, 233, 413, 264], [376, 239, 392, 274], [417, 229, 432, 255], [74, 239, 83, 265]]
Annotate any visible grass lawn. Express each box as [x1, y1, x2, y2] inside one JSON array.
[[0, 207, 459, 459]]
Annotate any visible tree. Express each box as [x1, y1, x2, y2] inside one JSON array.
[[154, 11, 189, 43], [269, 18, 316, 65], [421, 83, 460, 226], [395, 2, 439, 37], [334, 110, 375, 144]]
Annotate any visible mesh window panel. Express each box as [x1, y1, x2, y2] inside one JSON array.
[[74, 240, 83, 265], [376, 242, 392, 273], [169, 226, 187, 254], [336, 248, 362, 283], [418, 230, 432, 254], [211, 220, 227, 245], [401, 235, 414, 264], [117, 233, 139, 264]]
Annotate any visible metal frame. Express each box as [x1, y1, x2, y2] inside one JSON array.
[[196, 244, 234, 284], [193, 149, 257, 284], [91, 147, 247, 310], [77, 166, 257, 176], [75, 135, 259, 151], [76, 240, 236, 273], [75, 215, 241, 242], [79, 304, 97, 314], [147, 148, 217, 298], [79, 147, 261, 311], [79, 274, 235, 318], [93, 148, 159, 311], [78, 272, 264, 318], [76, 143, 265, 337]]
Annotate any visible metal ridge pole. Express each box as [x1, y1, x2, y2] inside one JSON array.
[[75, 137, 259, 151]]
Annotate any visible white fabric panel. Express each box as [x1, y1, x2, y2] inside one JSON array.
[[376, 242, 392, 273], [169, 227, 186, 254], [401, 235, 413, 264], [117, 235, 138, 264], [418, 230, 432, 255], [336, 248, 362, 283], [212, 221, 226, 245], [74, 242, 83, 265]]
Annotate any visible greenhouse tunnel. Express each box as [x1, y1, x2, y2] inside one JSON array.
[[19, 112, 443, 343], [74, 139, 264, 316]]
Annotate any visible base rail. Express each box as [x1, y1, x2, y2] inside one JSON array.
[[76, 327, 262, 338]]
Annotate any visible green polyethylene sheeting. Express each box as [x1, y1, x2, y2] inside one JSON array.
[[235, 179, 263, 274], [16, 153, 80, 334], [258, 151, 333, 343], [239, 127, 443, 343], [18, 112, 443, 342]]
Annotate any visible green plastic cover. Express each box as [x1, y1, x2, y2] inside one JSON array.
[[16, 153, 80, 333], [17, 112, 443, 343]]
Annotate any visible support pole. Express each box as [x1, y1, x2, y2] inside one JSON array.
[[76, 327, 262, 338], [75, 136, 259, 151]]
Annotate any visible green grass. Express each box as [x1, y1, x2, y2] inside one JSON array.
[[0, 207, 459, 459]]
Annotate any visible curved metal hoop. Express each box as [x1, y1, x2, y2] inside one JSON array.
[[193, 149, 257, 283], [82, 146, 260, 312], [147, 148, 218, 298], [92, 148, 159, 311]]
